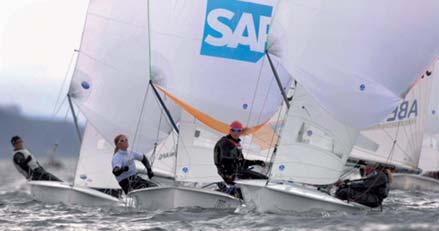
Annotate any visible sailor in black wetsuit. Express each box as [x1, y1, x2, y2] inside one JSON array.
[[335, 164, 389, 208], [214, 121, 268, 185], [10, 136, 62, 181]]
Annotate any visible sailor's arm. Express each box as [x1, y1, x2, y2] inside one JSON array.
[[133, 151, 154, 179], [111, 156, 128, 176], [243, 159, 265, 168], [13, 152, 27, 165], [140, 156, 154, 179]]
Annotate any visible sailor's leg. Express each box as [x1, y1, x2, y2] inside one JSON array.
[[118, 178, 130, 194], [335, 187, 349, 200], [131, 175, 158, 190], [43, 171, 62, 181], [351, 192, 381, 208], [37, 168, 62, 181], [236, 169, 268, 180]]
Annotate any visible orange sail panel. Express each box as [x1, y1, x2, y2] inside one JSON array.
[[156, 85, 266, 135]]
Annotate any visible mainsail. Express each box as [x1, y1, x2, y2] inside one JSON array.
[[69, 0, 179, 188], [149, 0, 291, 183], [269, 0, 439, 128], [350, 71, 433, 170], [150, 0, 290, 130], [417, 61, 439, 172], [418, 134, 439, 173]]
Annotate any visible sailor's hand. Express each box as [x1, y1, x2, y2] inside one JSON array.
[[147, 169, 154, 179], [122, 166, 129, 172], [343, 179, 351, 186], [254, 160, 265, 167], [335, 180, 342, 187]]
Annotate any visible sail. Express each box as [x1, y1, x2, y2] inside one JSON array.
[[418, 134, 439, 172], [148, 0, 291, 183], [269, 0, 439, 128], [146, 131, 178, 178], [74, 124, 120, 189], [270, 84, 358, 185], [175, 111, 224, 183], [150, 0, 291, 131], [69, 0, 179, 155], [350, 72, 433, 170], [426, 62, 439, 134], [74, 124, 177, 188], [175, 110, 280, 183]]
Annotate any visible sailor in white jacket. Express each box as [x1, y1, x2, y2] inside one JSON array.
[[112, 134, 156, 194], [11, 136, 62, 181]]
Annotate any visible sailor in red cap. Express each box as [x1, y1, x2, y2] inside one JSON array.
[[213, 121, 268, 188]]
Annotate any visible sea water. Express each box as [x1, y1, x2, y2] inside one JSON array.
[[1, 159, 439, 230]]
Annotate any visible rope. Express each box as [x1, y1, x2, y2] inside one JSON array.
[[131, 84, 151, 152]]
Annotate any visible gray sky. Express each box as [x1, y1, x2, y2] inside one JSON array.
[[0, 0, 88, 118]]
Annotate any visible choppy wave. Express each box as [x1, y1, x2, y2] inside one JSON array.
[[1, 159, 439, 230]]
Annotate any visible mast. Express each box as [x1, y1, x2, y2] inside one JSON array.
[[67, 93, 83, 143], [264, 51, 297, 182], [266, 52, 290, 109]]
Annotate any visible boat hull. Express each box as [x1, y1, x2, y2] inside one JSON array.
[[391, 173, 439, 192], [29, 181, 122, 206], [128, 186, 241, 210], [236, 180, 367, 213]]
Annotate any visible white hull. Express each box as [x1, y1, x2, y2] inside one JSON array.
[[128, 186, 241, 210], [391, 173, 439, 192], [29, 181, 122, 206], [236, 180, 367, 213]]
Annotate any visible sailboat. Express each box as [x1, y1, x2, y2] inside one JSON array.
[[29, 0, 181, 206], [127, 0, 291, 210], [236, 0, 439, 213], [390, 61, 439, 192], [350, 67, 433, 171]]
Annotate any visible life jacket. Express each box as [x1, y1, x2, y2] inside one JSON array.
[[372, 171, 389, 200], [13, 149, 41, 179], [214, 135, 244, 176]]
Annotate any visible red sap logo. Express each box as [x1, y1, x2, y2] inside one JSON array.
[[386, 99, 418, 122]]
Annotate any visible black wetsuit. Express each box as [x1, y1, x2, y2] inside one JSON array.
[[214, 135, 267, 184], [423, 171, 439, 180], [335, 170, 389, 208], [13, 150, 62, 181]]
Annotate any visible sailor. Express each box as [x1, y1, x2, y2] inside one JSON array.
[[214, 121, 268, 185], [11, 136, 62, 181], [111, 134, 157, 194], [335, 163, 389, 208]]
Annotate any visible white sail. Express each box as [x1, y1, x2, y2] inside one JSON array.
[[270, 84, 358, 185], [350, 72, 433, 170], [175, 111, 223, 183], [149, 0, 290, 183], [69, 0, 179, 156], [74, 124, 178, 189], [418, 134, 439, 172], [270, 0, 439, 128], [426, 62, 439, 134], [417, 62, 439, 172], [69, 0, 181, 189], [146, 131, 178, 178], [150, 0, 290, 132], [74, 124, 120, 189]]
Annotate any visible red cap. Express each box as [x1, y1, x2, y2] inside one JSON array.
[[230, 121, 244, 130]]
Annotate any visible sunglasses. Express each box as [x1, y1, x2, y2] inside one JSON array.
[[13, 140, 23, 145], [230, 128, 242, 133], [118, 139, 128, 144]]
